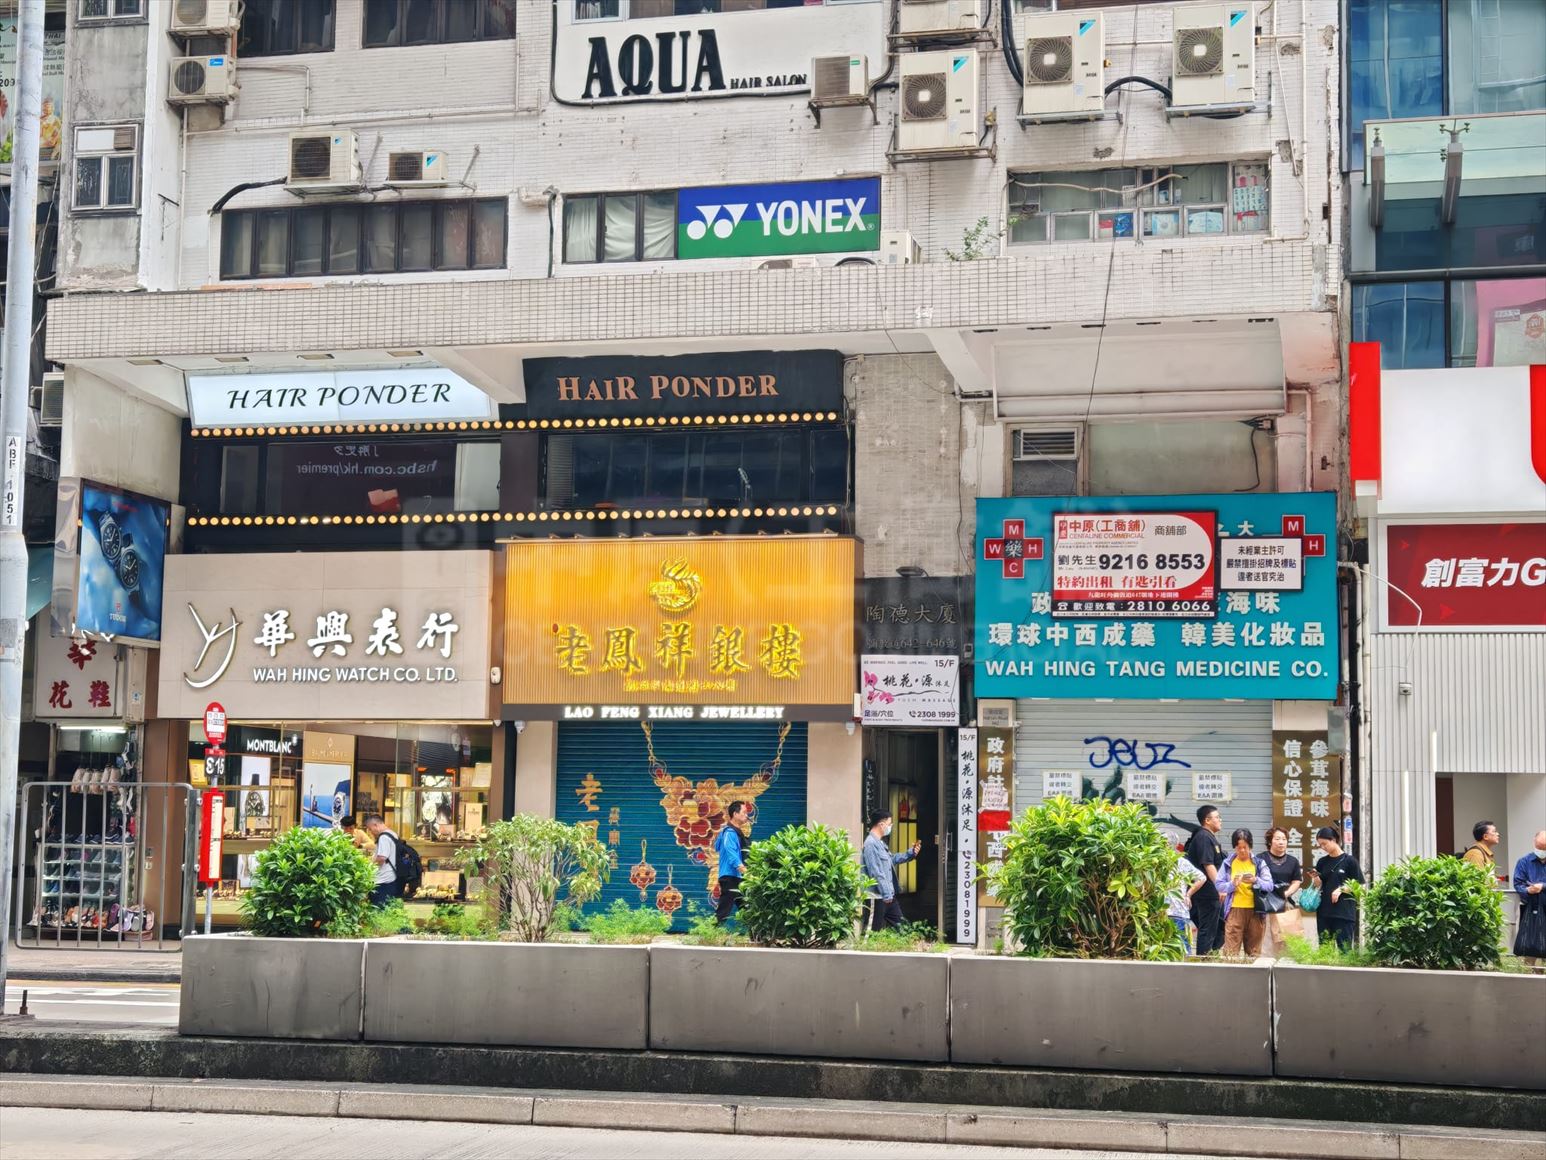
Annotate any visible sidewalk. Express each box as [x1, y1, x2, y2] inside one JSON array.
[[2, 1075, 1542, 1159], [4, 945, 181, 984]]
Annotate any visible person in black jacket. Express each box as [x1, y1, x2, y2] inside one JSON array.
[[1313, 826, 1364, 950], [1185, 805, 1227, 955]]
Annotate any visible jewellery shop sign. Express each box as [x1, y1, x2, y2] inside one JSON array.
[[503, 536, 857, 721], [157, 550, 494, 721], [975, 492, 1338, 700]]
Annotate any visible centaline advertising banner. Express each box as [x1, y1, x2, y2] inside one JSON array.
[[976, 493, 1337, 700], [676, 177, 880, 260], [76, 481, 170, 644]]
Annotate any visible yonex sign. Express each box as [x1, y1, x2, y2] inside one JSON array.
[[677, 177, 880, 260]]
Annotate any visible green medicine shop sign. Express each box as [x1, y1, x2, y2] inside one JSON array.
[[676, 177, 881, 260]]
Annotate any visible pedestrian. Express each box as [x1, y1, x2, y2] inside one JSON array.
[[1185, 805, 1226, 955], [1166, 849, 1206, 954], [1217, 828, 1274, 958], [1512, 830, 1546, 970], [1261, 827, 1304, 957], [1461, 820, 1500, 875], [1313, 826, 1363, 950], [363, 814, 401, 908], [861, 811, 920, 932], [713, 801, 750, 926]]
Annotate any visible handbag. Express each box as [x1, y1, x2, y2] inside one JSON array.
[[1297, 883, 1322, 912]]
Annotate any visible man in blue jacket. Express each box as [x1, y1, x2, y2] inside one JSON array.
[[862, 811, 921, 932], [713, 801, 750, 925]]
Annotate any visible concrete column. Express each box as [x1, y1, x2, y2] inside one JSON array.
[[513, 720, 557, 818], [807, 723, 862, 849]]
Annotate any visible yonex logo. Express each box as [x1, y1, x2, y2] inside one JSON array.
[[686, 203, 750, 241]]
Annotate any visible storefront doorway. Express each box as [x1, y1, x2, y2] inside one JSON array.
[[872, 729, 943, 930]]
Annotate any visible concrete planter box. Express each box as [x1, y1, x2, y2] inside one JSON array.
[[363, 940, 648, 1049], [179, 934, 365, 1041], [951, 956, 1272, 1076], [649, 943, 949, 1062], [1273, 963, 1545, 1090]]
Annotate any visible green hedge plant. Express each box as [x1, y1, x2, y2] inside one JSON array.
[[460, 815, 610, 942], [1363, 855, 1502, 971], [988, 797, 1184, 961], [240, 827, 375, 938], [739, 823, 869, 948]]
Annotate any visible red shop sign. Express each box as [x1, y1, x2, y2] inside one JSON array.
[[1384, 523, 1546, 627]]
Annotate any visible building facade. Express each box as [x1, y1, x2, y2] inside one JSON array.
[[30, 0, 1345, 940]]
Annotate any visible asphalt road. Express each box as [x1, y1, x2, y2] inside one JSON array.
[[3, 981, 180, 1025], [0, 1108, 1261, 1160]]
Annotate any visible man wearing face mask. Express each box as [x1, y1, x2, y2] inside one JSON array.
[[862, 811, 921, 932], [1511, 830, 1546, 970]]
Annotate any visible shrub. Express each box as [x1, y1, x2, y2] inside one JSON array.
[[1279, 934, 1377, 967], [424, 901, 495, 940], [988, 797, 1184, 961], [363, 897, 413, 938], [582, 899, 672, 943], [852, 921, 949, 954], [680, 903, 749, 947], [1363, 855, 1502, 971], [739, 823, 868, 949], [240, 827, 375, 938], [459, 815, 610, 943]]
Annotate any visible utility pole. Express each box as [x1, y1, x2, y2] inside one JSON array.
[[0, 0, 47, 1004]]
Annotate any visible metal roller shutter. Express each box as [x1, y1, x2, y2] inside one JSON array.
[[1013, 701, 1273, 848], [556, 721, 807, 930]]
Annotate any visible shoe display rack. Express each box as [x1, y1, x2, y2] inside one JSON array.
[[27, 768, 150, 939]]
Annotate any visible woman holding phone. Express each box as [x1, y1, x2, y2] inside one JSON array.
[[1216, 828, 1274, 957], [1262, 827, 1304, 956]]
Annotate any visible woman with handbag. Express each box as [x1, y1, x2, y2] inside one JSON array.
[[1216, 828, 1275, 958], [1261, 827, 1304, 956]]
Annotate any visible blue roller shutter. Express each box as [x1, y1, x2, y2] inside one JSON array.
[[556, 721, 808, 930]]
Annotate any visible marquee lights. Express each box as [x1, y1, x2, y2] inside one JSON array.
[[188, 411, 844, 438], [185, 505, 845, 528]]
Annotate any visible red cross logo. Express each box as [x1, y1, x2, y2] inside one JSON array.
[[1281, 515, 1326, 557], [983, 519, 1044, 579]]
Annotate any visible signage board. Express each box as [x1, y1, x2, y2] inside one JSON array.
[[976, 493, 1338, 700], [1042, 770, 1080, 799], [975, 727, 1014, 907], [1218, 536, 1304, 591], [520, 349, 843, 420], [0, 27, 65, 164], [1381, 521, 1546, 628], [198, 790, 225, 886], [203, 702, 228, 746], [1271, 729, 1344, 871], [858, 576, 968, 655], [503, 537, 856, 720], [32, 628, 121, 720], [676, 177, 880, 260], [956, 728, 977, 945], [1050, 510, 1218, 618], [1191, 770, 1234, 802], [185, 368, 496, 429], [74, 481, 170, 645], [860, 655, 959, 726], [157, 549, 493, 721]]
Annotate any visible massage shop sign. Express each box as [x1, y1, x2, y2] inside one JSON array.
[[502, 536, 856, 721], [975, 492, 1338, 700]]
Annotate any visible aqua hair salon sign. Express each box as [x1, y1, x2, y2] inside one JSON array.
[[676, 177, 880, 260], [975, 493, 1339, 700]]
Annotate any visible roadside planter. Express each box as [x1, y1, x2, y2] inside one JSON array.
[[951, 956, 1273, 1075], [179, 934, 365, 1041], [363, 940, 649, 1050], [1273, 962, 1546, 1091], [649, 943, 950, 1062]]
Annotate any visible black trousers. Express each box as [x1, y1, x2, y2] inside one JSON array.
[[715, 876, 742, 924], [868, 896, 904, 932], [1191, 892, 1223, 955], [1318, 914, 1358, 950]]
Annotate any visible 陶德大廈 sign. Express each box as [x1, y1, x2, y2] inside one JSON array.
[[975, 493, 1338, 700], [676, 177, 880, 260]]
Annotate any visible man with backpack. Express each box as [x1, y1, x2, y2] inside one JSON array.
[[1461, 820, 1500, 876], [363, 814, 420, 906]]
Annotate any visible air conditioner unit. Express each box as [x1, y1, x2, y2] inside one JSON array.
[[32, 373, 64, 429], [900, 0, 982, 35], [810, 54, 869, 102], [1021, 10, 1106, 121], [880, 230, 922, 264], [1014, 426, 1080, 461], [1171, 3, 1256, 108], [169, 0, 241, 35], [386, 150, 449, 187], [167, 55, 237, 104], [287, 130, 362, 193], [898, 51, 980, 153]]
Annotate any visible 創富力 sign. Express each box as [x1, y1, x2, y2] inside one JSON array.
[[676, 177, 880, 260]]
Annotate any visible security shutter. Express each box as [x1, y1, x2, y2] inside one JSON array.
[[1013, 700, 1272, 845], [556, 721, 808, 930]]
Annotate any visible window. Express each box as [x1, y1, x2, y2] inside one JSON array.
[[1008, 162, 1265, 244], [1350, 281, 1448, 369], [1353, 276, 1546, 370], [72, 124, 139, 212], [1449, 0, 1546, 114], [239, 0, 335, 57], [78, 0, 141, 18], [575, 0, 835, 19], [220, 199, 507, 279], [564, 191, 677, 263], [364, 0, 516, 46], [1347, 0, 1443, 169]]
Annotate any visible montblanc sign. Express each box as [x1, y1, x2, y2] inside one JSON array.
[[185, 368, 496, 429]]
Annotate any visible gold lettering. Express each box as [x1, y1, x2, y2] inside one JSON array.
[[650, 375, 670, 400], [738, 375, 755, 398], [759, 374, 778, 397], [618, 376, 638, 400], [558, 377, 581, 402], [584, 381, 604, 402]]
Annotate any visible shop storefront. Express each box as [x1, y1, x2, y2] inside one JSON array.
[[502, 536, 857, 926], [974, 492, 1343, 915], [155, 549, 498, 926]]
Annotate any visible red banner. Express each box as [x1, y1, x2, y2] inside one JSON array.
[[1385, 523, 1546, 627]]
